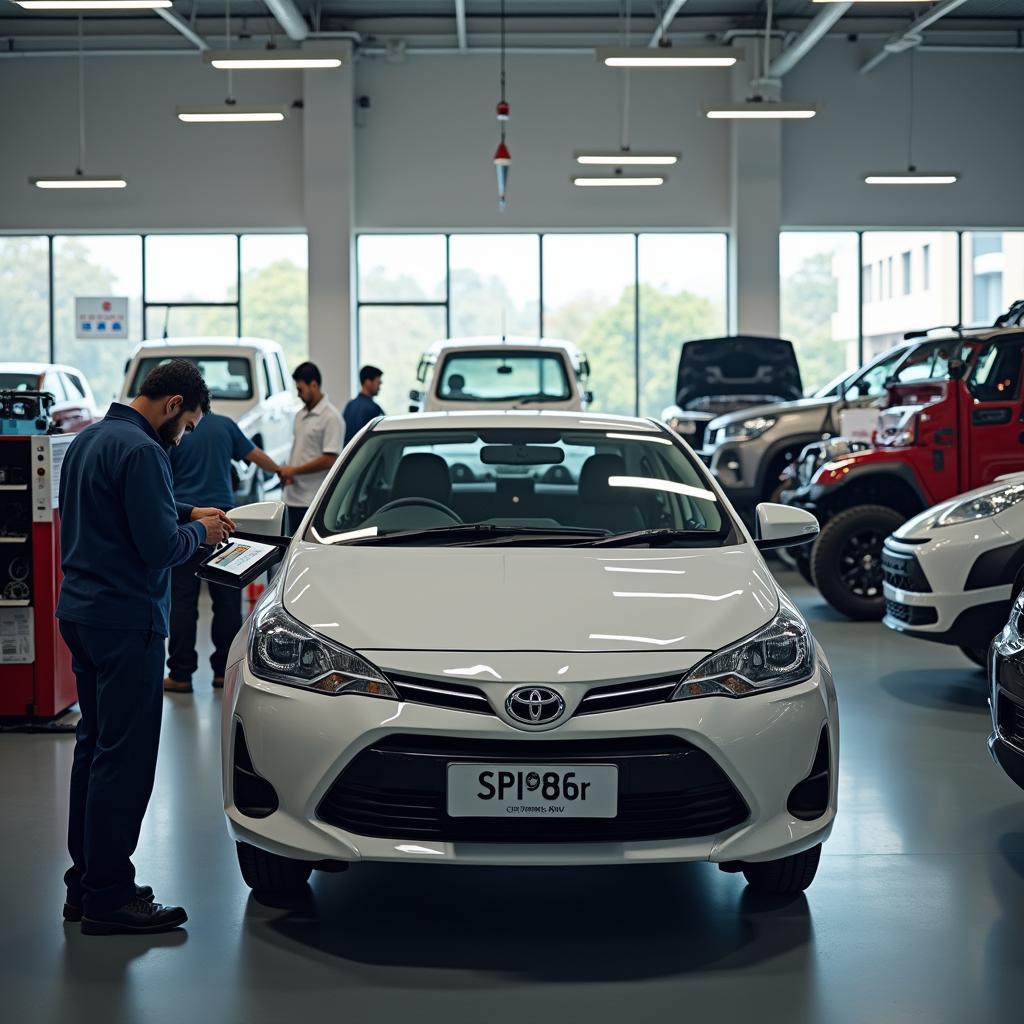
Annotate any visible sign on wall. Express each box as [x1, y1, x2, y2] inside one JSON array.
[[75, 296, 128, 340]]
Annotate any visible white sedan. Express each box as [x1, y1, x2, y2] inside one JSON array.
[[220, 411, 837, 898]]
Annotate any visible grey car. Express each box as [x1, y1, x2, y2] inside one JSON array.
[[700, 338, 953, 514]]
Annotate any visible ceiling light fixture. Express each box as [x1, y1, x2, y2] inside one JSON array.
[[596, 47, 737, 68], [573, 176, 665, 188], [203, 50, 344, 70], [14, 0, 171, 8], [575, 151, 678, 165], [176, 105, 288, 123], [864, 50, 958, 185], [31, 17, 126, 191]]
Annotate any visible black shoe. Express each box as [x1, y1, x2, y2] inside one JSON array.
[[80, 898, 187, 936], [63, 884, 154, 923]]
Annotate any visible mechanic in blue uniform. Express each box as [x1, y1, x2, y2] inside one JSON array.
[[342, 365, 385, 445], [165, 412, 280, 693], [56, 360, 232, 936]]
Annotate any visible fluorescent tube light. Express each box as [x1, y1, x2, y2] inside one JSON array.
[[573, 176, 665, 188], [32, 176, 127, 189], [864, 173, 959, 185], [176, 105, 288, 123], [597, 47, 738, 68], [705, 102, 817, 119], [203, 49, 344, 70], [15, 0, 171, 7], [575, 152, 679, 166]]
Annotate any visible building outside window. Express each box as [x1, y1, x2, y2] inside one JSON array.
[[901, 251, 912, 295], [961, 232, 1024, 327]]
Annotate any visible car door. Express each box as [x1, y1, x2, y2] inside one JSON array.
[[260, 352, 290, 464], [965, 338, 1024, 487]]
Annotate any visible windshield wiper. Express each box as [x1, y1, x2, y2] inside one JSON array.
[[575, 528, 724, 548], [324, 524, 604, 546]]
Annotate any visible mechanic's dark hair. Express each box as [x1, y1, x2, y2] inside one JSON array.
[[139, 359, 210, 414], [292, 361, 322, 387], [360, 365, 383, 384]]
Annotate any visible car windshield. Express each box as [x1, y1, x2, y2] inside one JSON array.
[[0, 373, 41, 392], [435, 351, 572, 403], [128, 356, 253, 400], [891, 341, 969, 384], [310, 426, 729, 546]]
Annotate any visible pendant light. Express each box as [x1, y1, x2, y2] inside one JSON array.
[[31, 17, 127, 190], [177, 0, 289, 124], [704, 0, 817, 120], [865, 51, 958, 185], [575, 0, 674, 187], [492, 0, 511, 211]]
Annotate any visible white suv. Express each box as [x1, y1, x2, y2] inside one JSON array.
[[121, 338, 300, 500], [409, 338, 592, 413]]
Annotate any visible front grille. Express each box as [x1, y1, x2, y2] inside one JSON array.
[[997, 691, 1024, 747], [317, 734, 749, 843], [885, 599, 938, 626], [575, 676, 679, 715], [882, 547, 932, 593], [390, 675, 494, 716]]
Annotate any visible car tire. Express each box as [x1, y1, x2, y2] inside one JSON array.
[[959, 645, 988, 668], [742, 843, 822, 895], [235, 841, 312, 893], [811, 505, 905, 620]]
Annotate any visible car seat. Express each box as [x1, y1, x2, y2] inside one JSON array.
[[575, 454, 644, 533], [391, 452, 453, 505]]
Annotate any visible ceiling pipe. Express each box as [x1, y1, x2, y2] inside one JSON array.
[[262, 0, 309, 42], [648, 0, 693, 47], [0, 48, 198, 58], [154, 7, 209, 52], [768, 2, 851, 77], [454, 0, 467, 52], [860, 0, 970, 74]]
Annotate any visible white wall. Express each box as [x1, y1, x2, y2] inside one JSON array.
[[0, 57, 304, 231], [782, 39, 1024, 229]]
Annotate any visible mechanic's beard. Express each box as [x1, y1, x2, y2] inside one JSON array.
[[158, 410, 185, 448]]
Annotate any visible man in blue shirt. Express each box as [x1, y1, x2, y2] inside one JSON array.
[[342, 364, 385, 446], [165, 412, 279, 694], [57, 360, 232, 936]]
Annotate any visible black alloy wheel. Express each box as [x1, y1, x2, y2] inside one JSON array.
[[811, 505, 906, 620]]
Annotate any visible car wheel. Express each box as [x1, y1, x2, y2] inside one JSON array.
[[811, 505, 905, 620], [742, 843, 822, 895], [235, 841, 312, 893], [959, 645, 989, 668]]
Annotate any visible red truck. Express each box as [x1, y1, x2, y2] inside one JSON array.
[[784, 305, 1024, 619]]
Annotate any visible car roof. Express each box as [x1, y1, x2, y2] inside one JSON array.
[[369, 410, 662, 433], [0, 361, 85, 376], [426, 337, 582, 357], [131, 337, 281, 354]]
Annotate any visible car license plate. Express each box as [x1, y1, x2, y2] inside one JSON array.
[[447, 763, 618, 819]]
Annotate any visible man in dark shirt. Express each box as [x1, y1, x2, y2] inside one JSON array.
[[57, 360, 232, 936], [342, 365, 385, 446], [165, 412, 279, 693]]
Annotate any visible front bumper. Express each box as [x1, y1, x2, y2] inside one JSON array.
[[882, 528, 1013, 647], [221, 655, 838, 867], [989, 633, 1024, 791]]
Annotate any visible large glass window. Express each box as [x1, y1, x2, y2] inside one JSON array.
[[144, 235, 238, 304], [449, 234, 539, 338], [144, 305, 238, 342], [241, 234, 309, 371], [0, 236, 50, 364], [780, 232, 859, 393], [638, 234, 728, 418], [962, 232, 1024, 327], [357, 235, 446, 302], [542, 234, 636, 416], [861, 232, 959, 363], [53, 235, 143, 407]]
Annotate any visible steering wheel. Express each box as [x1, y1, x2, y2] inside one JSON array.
[[374, 496, 462, 523]]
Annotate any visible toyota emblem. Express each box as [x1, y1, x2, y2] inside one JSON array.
[[505, 686, 565, 726]]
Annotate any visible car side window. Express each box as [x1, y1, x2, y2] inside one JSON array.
[[43, 372, 66, 401], [63, 373, 86, 400], [260, 359, 273, 400], [969, 343, 1024, 402], [273, 352, 288, 393]]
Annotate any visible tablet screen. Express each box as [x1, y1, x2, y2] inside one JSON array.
[[205, 538, 278, 577]]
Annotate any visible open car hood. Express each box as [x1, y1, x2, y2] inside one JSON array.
[[676, 336, 803, 410]]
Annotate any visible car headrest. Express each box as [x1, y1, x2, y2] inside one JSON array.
[[578, 453, 631, 504], [392, 452, 452, 505]]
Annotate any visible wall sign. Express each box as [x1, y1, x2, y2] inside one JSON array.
[[75, 296, 129, 340]]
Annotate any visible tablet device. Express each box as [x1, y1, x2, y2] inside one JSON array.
[[196, 532, 289, 589]]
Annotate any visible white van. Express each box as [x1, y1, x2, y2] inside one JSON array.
[[408, 337, 592, 413], [120, 338, 301, 501]]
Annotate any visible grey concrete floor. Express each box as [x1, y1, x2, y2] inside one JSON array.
[[2, 570, 1023, 1024]]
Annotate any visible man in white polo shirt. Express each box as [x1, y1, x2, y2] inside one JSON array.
[[278, 362, 343, 535]]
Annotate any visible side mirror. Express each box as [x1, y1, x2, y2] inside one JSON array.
[[582, 390, 594, 405], [227, 500, 285, 538], [409, 389, 423, 402], [753, 502, 819, 551], [948, 359, 967, 381]]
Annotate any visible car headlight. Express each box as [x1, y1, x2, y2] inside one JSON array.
[[935, 482, 1024, 528], [668, 416, 699, 437], [721, 416, 776, 442], [672, 604, 814, 700], [248, 603, 398, 698]]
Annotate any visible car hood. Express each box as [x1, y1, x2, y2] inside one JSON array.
[[280, 542, 778, 654], [676, 335, 803, 407], [708, 396, 836, 431]]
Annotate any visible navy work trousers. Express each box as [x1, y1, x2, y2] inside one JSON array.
[[59, 620, 165, 916]]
